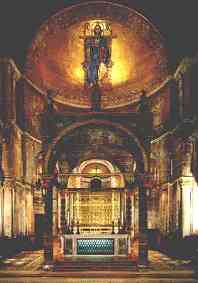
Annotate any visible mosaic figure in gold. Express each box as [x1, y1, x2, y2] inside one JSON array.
[[82, 22, 113, 87]]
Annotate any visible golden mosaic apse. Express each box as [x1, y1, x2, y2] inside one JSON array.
[[25, 2, 168, 109]]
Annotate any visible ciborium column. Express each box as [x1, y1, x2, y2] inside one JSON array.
[[43, 176, 61, 265], [138, 173, 148, 266]]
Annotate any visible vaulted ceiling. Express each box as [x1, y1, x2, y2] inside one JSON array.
[[2, 0, 197, 138], [1, 0, 198, 70], [25, 1, 168, 109]]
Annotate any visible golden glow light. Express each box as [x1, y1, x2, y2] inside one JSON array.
[[60, 21, 134, 87], [111, 36, 134, 85]]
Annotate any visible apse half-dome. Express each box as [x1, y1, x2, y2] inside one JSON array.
[[25, 1, 168, 109]]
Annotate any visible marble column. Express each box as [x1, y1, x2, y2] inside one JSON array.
[[60, 191, 66, 233], [0, 59, 21, 239], [138, 181, 148, 265], [0, 58, 21, 125], [178, 179, 183, 239], [43, 177, 53, 264], [43, 176, 61, 264], [1, 177, 15, 238]]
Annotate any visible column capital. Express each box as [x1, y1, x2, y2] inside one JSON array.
[[1, 176, 15, 189], [0, 57, 21, 81], [174, 57, 193, 80]]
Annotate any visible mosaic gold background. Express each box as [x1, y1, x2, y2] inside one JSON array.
[[26, 1, 168, 109]]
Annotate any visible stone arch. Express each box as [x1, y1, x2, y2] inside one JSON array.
[[44, 119, 149, 175], [74, 153, 126, 174], [69, 158, 125, 189], [78, 159, 115, 174]]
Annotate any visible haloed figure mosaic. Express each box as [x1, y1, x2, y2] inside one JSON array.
[[82, 22, 113, 87]]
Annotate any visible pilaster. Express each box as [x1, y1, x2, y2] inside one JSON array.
[[43, 176, 61, 264]]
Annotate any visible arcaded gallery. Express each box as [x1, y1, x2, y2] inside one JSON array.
[[0, 0, 198, 274]]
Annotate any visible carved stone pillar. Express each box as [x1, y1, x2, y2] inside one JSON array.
[[178, 179, 183, 239], [191, 134, 198, 184], [175, 57, 193, 120], [0, 185, 5, 237], [0, 58, 21, 124], [60, 191, 66, 234], [0, 58, 21, 195], [130, 172, 148, 264], [169, 79, 180, 125], [138, 179, 148, 266], [43, 176, 61, 264], [138, 91, 153, 140], [43, 176, 53, 264], [1, 177, 15, 238], [0, 59, 22, 240], [130, 172, 149, 265], [180, 138, 193, 176]]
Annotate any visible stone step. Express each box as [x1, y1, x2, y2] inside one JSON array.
[[54, 267, 137, 271], [55, 262, 136, 267], [54, 259, 137, 271], [57, 261, 135, 266]]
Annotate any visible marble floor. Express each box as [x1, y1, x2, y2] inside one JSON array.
[[0, 278, 197, 283], [0, 250, 193, 272], [0, 249, 196, 282]]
